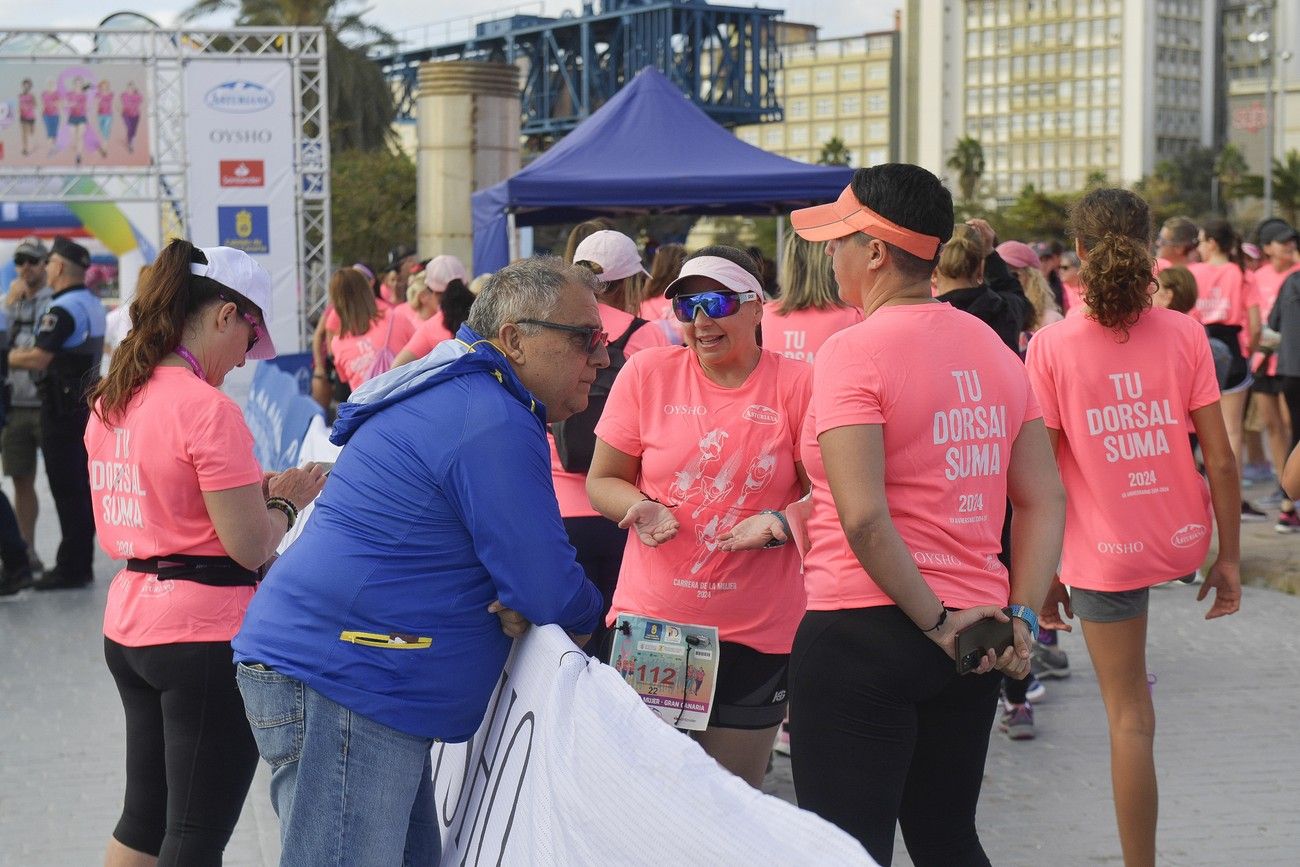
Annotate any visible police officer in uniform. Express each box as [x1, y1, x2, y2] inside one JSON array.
[[8, 236, 105, 590]]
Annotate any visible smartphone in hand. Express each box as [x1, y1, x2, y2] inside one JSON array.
[[954, 616, 1014, 674]]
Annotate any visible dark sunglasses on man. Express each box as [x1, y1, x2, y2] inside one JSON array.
[[13, 255, 42, 267], [516, 318, 609, 355], [671, 290, 759, 323]]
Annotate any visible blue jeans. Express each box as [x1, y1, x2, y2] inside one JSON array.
[[235, 664, 441, 866]]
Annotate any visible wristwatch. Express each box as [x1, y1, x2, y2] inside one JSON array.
[[1004, 604, 1039, 639]]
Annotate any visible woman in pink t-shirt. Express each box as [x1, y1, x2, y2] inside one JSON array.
[[95, 79, 114, 154], [328, 268, 416, 390], [394, 255, 474, 365], [769, 166, 1064, 865], [1251, 220, 1300, 527], [17, 78, 36, 156], [119, 81, 143, 153], [1030, 190, 1241, 867], [86, 239, 326, 865], [761, 233, 862, 363], [40, 79, 60, 153], [1189, 219, 1262, 521], [587, 246, 811, 789], [637, 242, 686, 344]]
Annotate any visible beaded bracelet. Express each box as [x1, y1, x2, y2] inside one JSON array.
[[265, 496, 298, 530]]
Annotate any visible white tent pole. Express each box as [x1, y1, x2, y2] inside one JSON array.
[[507, 213, 519, 262]]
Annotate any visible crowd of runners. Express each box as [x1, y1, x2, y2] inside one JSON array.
[[13, 161, 1296, 866]]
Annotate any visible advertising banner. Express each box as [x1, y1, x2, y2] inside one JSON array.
[[432, 625, 877, 866], [184, 61, 300, 355], [0, 62, 150, 167]]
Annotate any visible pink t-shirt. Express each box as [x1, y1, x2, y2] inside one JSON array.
[[760, 302, 863, 364], [87, 367, 265, 646], [331, 308, 417, 390], [801, 304, 1040, 612], [19, 92, 35, 121], [120, 89, 142, 117], [1188, 261, 1260, 356], [97, 90, 113, 115], [550, 304, 670, 518], [1025, 308, 1220, 590], [595, 347, 812, 652], [638, 295, 685, 344], [400, 310, 454, 360], [41, 90, 59, 116], [1061, 280, 1084, 314], [393, 301, 423, 330], [66, 90, 87, 118], [1252, 262, 1300, 375]]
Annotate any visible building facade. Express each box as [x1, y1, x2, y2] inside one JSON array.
[[902, 0, 1217, 202], [733, 30, 900, 167], [1222, 0, 1300, 186]]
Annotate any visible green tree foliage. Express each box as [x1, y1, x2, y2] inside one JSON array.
[[1273, 150, 1300, 226], [181, 0, 396, 152], [990, 184, 1072, 243], [817, 137, 852, 167], [946, 136, 986, 204], [329, 148, 416, 268]]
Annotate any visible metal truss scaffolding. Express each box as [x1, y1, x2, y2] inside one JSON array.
[[0, 26, 330, 351], [381, 0, 783, 138]]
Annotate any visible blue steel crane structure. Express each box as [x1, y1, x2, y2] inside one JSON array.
[[380, 0, 785, 138]]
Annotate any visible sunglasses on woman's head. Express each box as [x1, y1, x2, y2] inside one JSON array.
[[672, 290, 759, 323]]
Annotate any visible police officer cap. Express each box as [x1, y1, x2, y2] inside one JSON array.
[[51, 236, 91, 269]]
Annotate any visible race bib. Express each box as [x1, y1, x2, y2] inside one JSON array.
[[609, 613, 719, 732]]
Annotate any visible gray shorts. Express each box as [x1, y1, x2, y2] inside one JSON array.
[[1, 406, 42, 478], [1069, 586, 1150, 623]]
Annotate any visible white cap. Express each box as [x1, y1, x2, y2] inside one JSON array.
[[572, 230, 649, 282], [189, 246, 276, 360], [424, 254, 468, 293]]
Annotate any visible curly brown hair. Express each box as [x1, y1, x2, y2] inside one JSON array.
[[1070, 188, 1154, 335]]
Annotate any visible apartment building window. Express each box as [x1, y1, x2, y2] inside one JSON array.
[[1043, 112, 1056, 132], [996, 86, 1009, 113], [1028, 24, 1040, 44], [866, 147, 887, 166], [867, 93, 886, 112], [867, 35, 892, 53], [1059, 80, 1073, 102], [739, 129, 758, 145], [789, 99, 808, 119], [1059, 51, 1073, 76], [790, 126, 809, 146], [841, 95, 861, 114], [815, 97, 833, 117], [1044, 22, 1057, 45], [1027, 53, 1041, 78], [1027, 112, 1040, 133], [841, 65, 861, 85], [1013, 26, 1026, 50], [968, 31, 981, 55], [789, 70, 808, 88], [815, 68, 833, 84], [816, 123, 835, 145], [764, 128, 783, 147], [868, 120, 886, 141], [1012, 55, 1024, 79], [840, 122, 861, 143], [869, 64, 887, 81], [1059, 21, 1073, 45], [1043, 52, 1056, 77], [844, 38, 867, 56], [983, 30, 994, 55]]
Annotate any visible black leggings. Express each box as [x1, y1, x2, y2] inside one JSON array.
[[104, 638, 259, 866], [789, 607, 1001, 867], [564, 515, 626, 656]]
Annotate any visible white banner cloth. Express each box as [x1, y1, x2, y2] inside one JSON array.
[[433, 624, 877, 866]]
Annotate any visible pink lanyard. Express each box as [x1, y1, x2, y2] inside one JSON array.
[[174, 346, 205, 380]]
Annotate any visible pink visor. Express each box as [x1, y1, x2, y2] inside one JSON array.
[[791, 184, 941, 259], [663, 255, 765, 299]]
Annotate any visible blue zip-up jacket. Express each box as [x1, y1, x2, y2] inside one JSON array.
[[233, 325, 603, 741]]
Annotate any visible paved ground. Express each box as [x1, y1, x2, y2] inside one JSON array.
[[2, 476, 1298, 865]]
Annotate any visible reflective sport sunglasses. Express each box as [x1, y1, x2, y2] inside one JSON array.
[[671, 290, 760, 323], [219, 293, 261, 354], [13, 255, 41, 267], [516, 319, 609, 355]]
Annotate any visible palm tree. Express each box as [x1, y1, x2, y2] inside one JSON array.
[[817, 136, 852, 167], [1273, 150, 1300, 226], [946, 136, 986, 204], [181, 0, 396, 151]]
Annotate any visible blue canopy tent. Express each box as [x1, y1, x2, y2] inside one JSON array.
[[471, 67, 855, 274]]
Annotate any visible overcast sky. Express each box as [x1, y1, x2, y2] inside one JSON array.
[[7, 1, 898, 43]]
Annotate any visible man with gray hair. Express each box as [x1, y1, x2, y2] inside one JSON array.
[[233, 256, 609, 865]]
